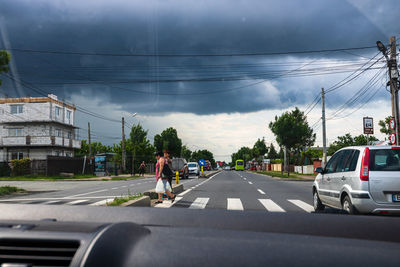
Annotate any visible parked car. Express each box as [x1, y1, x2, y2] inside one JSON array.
[[188, 162, 200, 176], [313, 146, 400, 215], [224, 166, 231, 171], [171, 158, 189, 179]]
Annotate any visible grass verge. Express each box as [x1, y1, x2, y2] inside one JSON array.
[[0, 174, 97, 181], [0, 186, 26, 197], [249, 170, 314, 180], [108, 176, 142, 181], [107, 193, 143, 206]]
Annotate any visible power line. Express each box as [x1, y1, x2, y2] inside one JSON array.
[[5, 45, 378, 58]]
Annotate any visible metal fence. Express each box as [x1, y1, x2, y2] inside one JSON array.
[[46, 156, 93, 176]]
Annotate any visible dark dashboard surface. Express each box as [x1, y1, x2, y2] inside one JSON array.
[[0, 204, 399, 266]]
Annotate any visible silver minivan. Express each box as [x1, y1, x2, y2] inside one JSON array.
[[313, 146, 400, 214]]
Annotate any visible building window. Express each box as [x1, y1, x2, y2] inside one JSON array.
[[9, 128, 23, 137], [66, 152, 72, 157], [55, 129, 62, 137], [66, 131, 72, 139], [66, 110, 71, 124], [11, 152, 24, 160], [55, 106, 61, 117], [55, 151, 60, 156], [10, 105, 23, 114]]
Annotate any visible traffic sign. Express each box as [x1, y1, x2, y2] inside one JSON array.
[[390, 133, 396, 145], [363, 117, 374, 135], [198, 159, 205, 166], [390, 118, 396, 131]]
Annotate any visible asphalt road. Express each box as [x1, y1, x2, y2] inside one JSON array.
[[0, 175, 203, 206], [156, 170, 319, 213]]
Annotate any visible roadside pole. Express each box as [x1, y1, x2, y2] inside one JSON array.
[[389, 37, 399, 145], [121, 117, 126, 172], [321, 88, 327, 167], [88, 122, 92, 158], [176, 171, 179, 184]]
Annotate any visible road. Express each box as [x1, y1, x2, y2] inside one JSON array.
[[156, 170, 317, 213], [0, 175, 203, 206]]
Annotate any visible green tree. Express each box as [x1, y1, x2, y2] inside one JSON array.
[[269, 107, 315, 174], [378, 116, 391, 138], [269, 107, 316, 152], [181, 145, 192, 160], [252, 138, 268, 163], [191, 149, 216, 167], [0, 50, 10, 87], [127, 123, 155, 173], [75, 140, 112, 157], [302, 148, 323, 164], [328, 133, 379, 155], [154, 127, 182, 157], [267, 144, 278, 159]]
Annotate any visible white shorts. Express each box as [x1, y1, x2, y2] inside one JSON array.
[[155, 179, 172, 193]]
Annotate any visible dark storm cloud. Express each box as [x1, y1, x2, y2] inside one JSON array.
[[0, 0, 397, 115]]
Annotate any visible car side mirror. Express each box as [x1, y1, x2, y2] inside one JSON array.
[[315, 167, 324, 174]]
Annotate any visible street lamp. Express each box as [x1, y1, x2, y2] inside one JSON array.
[[376, 41, 387, 56]]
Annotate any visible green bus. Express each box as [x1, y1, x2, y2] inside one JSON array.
[[235, 159, 244, 171]]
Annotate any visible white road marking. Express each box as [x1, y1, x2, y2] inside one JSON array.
[[122, 185, 127, 188], [89, 198, 115, 206], [258, 199, 285, 212], [248, 181, 253, 185], [155, 197, 183, 208], [65, 189, 107, 198], [189, 197, 209, 209], [243, 178, 247, 180], [227, 198, 244, 211], [178, 189, 192, 197], [111, 187, 118, 190], [65, 199, 88, 205], [257, 189, 266, 195], [288, 199, 314, 213]]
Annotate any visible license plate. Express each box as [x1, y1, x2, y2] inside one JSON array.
[[393, 194, 400, 202]]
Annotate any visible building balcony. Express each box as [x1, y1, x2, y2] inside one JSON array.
[[1, 136, 81, 149]]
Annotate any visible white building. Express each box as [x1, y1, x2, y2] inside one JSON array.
[[0, 94, 81, 161]]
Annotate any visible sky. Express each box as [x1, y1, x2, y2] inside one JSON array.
[[0, 0, 399, 162]]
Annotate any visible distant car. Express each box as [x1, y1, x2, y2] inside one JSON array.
[[188, 162, 200, 176], [313, 146, 400, 215], [171, 158, 189, 179], [224, 166, 231, 171]]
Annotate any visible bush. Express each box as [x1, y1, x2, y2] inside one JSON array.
[[271, 159, 282, 164], [10, 158, 31, 176], [0, 162, 11, 177]]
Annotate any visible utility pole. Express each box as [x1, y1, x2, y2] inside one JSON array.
[[377, 36, 399, 145], [321, 88, 327, 167], [121, 117, 126, 172], [88, 122, 92, 159], [389, 36, 399, 145]]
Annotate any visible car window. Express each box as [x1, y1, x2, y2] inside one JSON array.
[[335, 150, 354, 173], [347, 150, 360, 172], [370, 149, 400, 171], [325, 151, 343, 174]]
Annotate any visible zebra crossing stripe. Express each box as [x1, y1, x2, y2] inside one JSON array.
[[227, 198, 244, 211], [66, 199, 88, 205], [258, 199, 285, 212], [189, 198, 209, 209], [288, 199, 314, 212]]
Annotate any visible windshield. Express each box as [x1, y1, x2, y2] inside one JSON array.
[[0, 0, 398, 240]]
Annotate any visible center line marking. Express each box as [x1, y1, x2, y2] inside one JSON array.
[[257, 189, 266, 195], [248, 181, 253, 185]]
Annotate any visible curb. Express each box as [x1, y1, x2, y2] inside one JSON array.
[[201, 170, 222, 178], [120, 196, 151, 207]]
